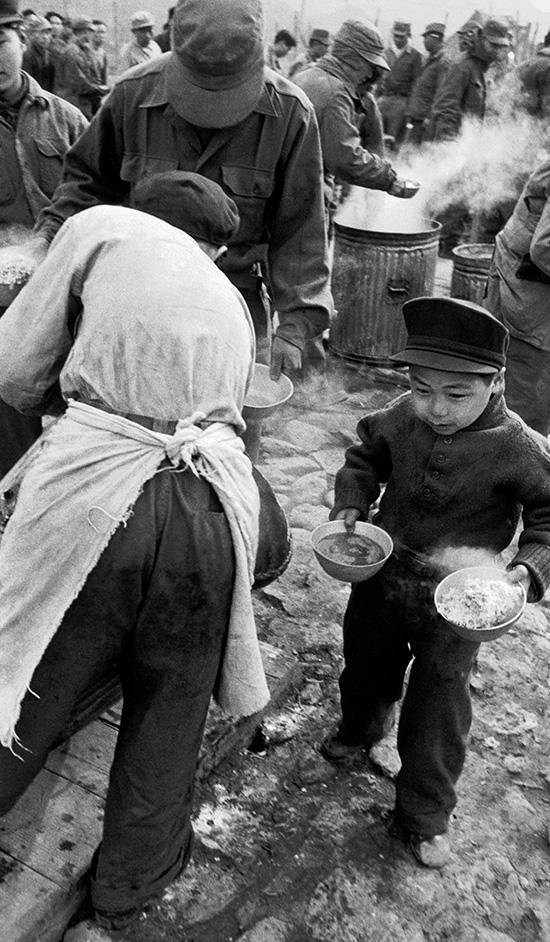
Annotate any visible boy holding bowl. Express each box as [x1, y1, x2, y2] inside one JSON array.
[[322, 297, 550, 867]]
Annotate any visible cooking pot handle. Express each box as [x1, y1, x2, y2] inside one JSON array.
[[386, 280, 410, 302]]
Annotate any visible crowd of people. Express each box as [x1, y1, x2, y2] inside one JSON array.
[[0, 2, 550, 941]]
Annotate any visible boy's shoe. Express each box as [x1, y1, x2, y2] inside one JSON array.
[[321, 708, 397, 762], [409, 832, 451, 868], [320, 726, 365, 761]]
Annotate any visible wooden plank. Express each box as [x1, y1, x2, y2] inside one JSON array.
[[0, 851, 84, 942], [0, 641, 301, 942], [0, 770, 104, 887]]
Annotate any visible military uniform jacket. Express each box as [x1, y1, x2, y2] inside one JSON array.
[[0, 73, 87, 225], [408, 49, 449, 121], [427, 53, 488, 140], [36, 57, 331, 350], [293, 56, 395, 197], [487, 158, 550, 351]]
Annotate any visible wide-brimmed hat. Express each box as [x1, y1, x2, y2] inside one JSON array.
[[0, 0, 22, 26], [390, 297, 509, 374], [131, 171, 240, 244], [130, 10, 154, 30], [166, 0, 265, 129], [333, 19, 390, 71]]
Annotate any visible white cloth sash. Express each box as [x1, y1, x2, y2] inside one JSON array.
[[0, 400, 269, 751]]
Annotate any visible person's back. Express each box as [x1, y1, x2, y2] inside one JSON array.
[[485, 156, 550, 434], [293, 21, 416, 207], [16, 204, 253, 424], [518, 38, 550, 119], [0, 172, 268, 940]]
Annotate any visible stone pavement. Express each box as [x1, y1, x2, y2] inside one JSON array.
[[103, 350, 550, 942]]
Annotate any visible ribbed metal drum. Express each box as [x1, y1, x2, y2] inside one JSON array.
[[329, 220, 441, 365], [450, 243, 493, 305]]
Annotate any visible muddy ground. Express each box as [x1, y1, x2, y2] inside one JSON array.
[[116, 360, 550, 942]]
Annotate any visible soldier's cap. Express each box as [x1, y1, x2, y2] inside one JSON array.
[[0, 0, 22, 26], [423, 22, 445, 37], [458, 19, 482, 35], [25, 14, 52, 32], [390, 297, 509, 374], [309, 28, 330, 45], [130, 10, 154, 30], [482, 18, 511, 46], [393, 20, 411, 35], [167, 0, 265, 129], [334, 19, 390, 71], [131, 171, 240, 245], [71, 15, 94, 31]]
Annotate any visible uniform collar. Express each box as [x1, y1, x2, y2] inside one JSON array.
[[316, 54, 358, 98], [138, 57, 278, 119], [21, 71, 50, 109]]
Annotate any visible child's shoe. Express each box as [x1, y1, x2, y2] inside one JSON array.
[[320, 724, 365, 761], [410, 832, 451, 868], [321, 708, 397, 762]]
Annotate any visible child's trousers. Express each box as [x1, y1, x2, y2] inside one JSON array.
[[339, 555, 480, 837]]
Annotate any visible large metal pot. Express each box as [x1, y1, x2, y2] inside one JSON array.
[[450, 243, 493, 306], [329, 219, 441, 365]]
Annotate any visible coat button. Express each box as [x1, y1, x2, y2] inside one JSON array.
[[432, 470, 441, 479], [443, 437, 453, 444]]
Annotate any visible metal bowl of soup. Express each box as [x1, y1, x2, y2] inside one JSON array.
[[311, 520, 393, 582], [243, 363, 294, 421]]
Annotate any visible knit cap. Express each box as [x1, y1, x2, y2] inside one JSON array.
[[131, 171, 240, 245]]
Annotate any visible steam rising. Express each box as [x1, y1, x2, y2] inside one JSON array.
[[336, 78, 549, 236]]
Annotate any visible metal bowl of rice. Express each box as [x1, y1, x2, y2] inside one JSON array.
[[0, 248, 34, 307], [434, 566, 526, 642]]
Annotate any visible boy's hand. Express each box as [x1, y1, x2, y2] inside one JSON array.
[[333, 507, 361, 531], [506, 564, 531, 596]]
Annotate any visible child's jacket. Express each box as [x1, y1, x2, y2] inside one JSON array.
[[334, 391, 550, 600]]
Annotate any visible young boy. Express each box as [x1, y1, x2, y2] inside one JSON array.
[[322, 296, 550, 868]]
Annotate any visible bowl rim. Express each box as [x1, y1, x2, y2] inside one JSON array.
[[434, 565, 526, 633], [243, 362, 294, 411], [311, 519, 394, 570]]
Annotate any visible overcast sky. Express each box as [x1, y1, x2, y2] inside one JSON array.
[[264, 0, 550, 43]]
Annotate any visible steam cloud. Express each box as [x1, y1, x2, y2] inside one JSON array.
[[336, 72, 549, 235]]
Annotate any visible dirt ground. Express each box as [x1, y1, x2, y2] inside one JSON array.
[[113, 360, 550, 942]]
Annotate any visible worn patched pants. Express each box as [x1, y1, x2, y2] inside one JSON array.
[[338, 556, 479, 838], [0, 466, 235, 927]]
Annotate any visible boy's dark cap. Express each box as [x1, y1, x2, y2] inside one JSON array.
[[131, 171, 240, 245], [390, 297, 509, 374], [0, 0, 22, 25], [167, 0, 265, 129]]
